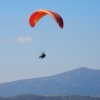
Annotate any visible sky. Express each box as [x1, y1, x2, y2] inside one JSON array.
[[0, 0, 100, 83]]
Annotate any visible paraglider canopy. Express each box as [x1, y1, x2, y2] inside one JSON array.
[[29, 9, 64, 28]]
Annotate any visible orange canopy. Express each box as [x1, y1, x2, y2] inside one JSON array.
[[29, 9, 64, 28]]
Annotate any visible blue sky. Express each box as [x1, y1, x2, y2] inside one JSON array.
[[0, 0, 100, 83]]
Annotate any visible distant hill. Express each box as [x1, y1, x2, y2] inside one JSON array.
[[0, 94, 100, 100], [0, 67, 100, 96]]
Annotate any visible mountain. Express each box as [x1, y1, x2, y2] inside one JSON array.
[[0, 67, 100, 97], [0, 94, 100, 100]]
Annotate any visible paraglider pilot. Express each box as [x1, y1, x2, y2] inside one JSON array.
[[39, 52, 46, 59]]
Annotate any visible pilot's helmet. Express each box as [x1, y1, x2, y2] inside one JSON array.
[[42, 53, 45, 55]]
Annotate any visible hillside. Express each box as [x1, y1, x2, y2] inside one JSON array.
[[0, 67, 100, 96], [0, 94, 100, 100]]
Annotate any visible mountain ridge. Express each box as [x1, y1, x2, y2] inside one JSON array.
[[0, 67, 100, 96]]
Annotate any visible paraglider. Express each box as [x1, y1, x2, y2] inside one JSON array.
[[29, 9, 64, 28], [29, 9, 64, 59]]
